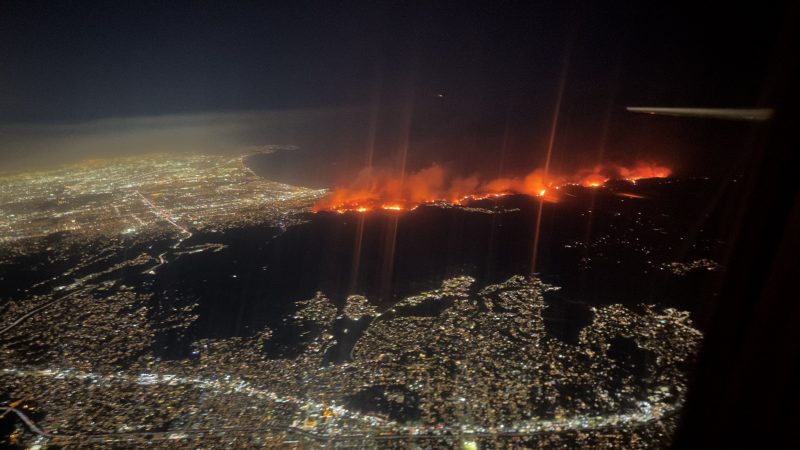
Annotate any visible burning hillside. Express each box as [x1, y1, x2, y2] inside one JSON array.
[[313, 162, 671, 213]]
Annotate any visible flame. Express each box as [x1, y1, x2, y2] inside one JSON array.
[[618, 162, 671, 181], [579, 173, 609, 187], [314, 161, 671, 213]]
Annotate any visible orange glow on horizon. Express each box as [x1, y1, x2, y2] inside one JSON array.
[[314, 161, 672, 213], [578, 172, 609, 187], [619, 163, 672, 181]]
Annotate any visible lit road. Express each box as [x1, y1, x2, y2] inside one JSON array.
[[0, 288, 91, 337], [3, 366, 682, 445], [136, 190, 193, 274], [136, 190, 192, 239], [0, 407, 52, 437]]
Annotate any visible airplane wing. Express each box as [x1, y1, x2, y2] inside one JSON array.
[[626, 107, 773, 121]]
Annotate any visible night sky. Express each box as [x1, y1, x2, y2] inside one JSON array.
[[0, 1, 787, 177]]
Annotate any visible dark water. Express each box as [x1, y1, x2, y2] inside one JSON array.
[[244, 150, 334, 189]]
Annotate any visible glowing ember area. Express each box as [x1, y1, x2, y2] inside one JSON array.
[[579, 173, 609, 187], [619, 163, 672, 181], [575, 163, 671, 187], [314, 162, 671, 213]]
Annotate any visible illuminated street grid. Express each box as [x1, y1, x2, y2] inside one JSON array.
[[0, 153, 325, 298], [0, 153, 326, 244]]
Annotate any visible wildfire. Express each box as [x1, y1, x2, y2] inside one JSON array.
[[579, 173, 608, 188], [313, 162, 671, 213], [619, 163, 671, 181]]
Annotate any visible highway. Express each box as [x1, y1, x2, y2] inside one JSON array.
[[7, 408, 680, 446], [0, 407, 52, 437], [3, 365, 682, 445], [0, 287, 91, 337]]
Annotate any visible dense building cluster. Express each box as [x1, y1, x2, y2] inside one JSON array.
[[661, 259, 721, 275], [0, 153, 325, 244], [294, 293, 338, 327], [343, 295, 378, 321], [1, 272, 701, 448]]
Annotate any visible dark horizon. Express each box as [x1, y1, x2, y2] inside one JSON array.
[[0, 1, 786, 179]]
